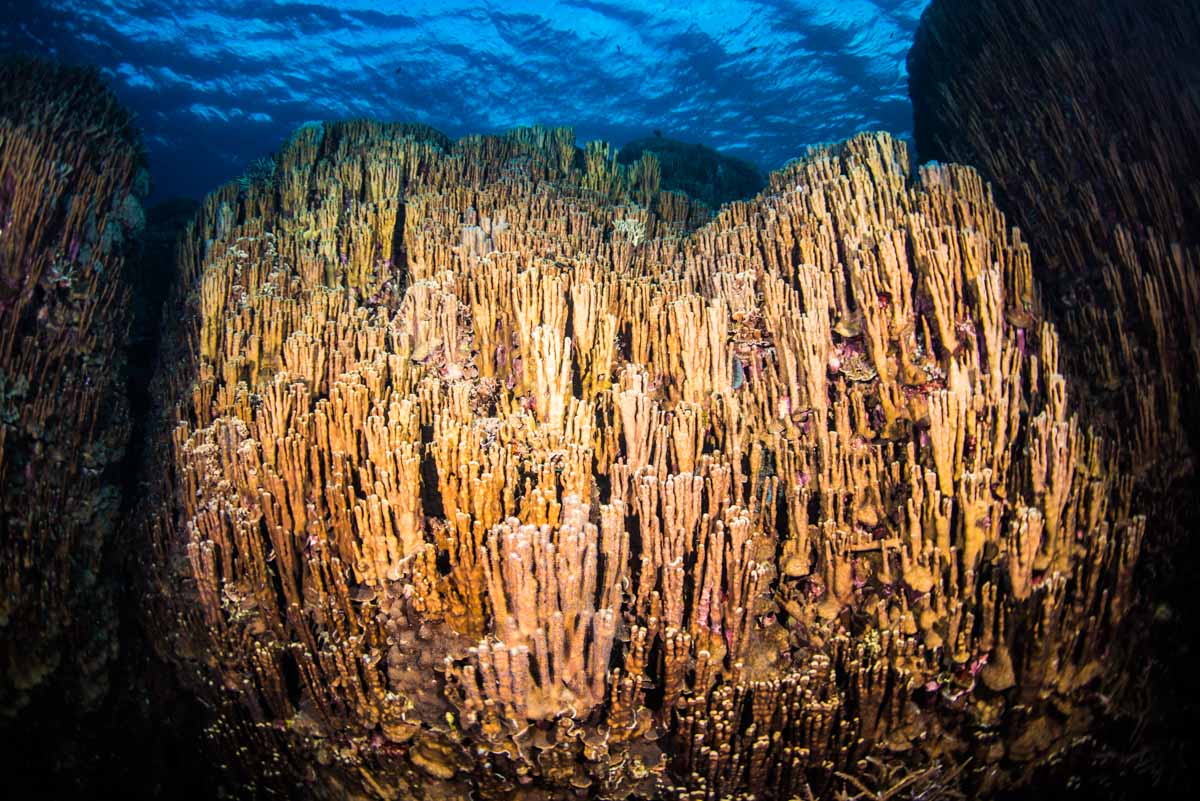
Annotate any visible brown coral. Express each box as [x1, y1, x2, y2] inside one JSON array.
[[910, 0, 1200, 473], [143, 121, 1143, 799]]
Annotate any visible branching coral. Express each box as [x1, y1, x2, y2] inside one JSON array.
[[909, 1, 1200, 791], [909, 0, 1200, 475], [143, 120, 1144, 799], [0, 57, 144, 719]]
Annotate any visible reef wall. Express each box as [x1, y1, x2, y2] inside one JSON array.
[[909, 0, 1200, 465]]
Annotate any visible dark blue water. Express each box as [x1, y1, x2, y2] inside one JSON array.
[[2, 0, 929, 204]]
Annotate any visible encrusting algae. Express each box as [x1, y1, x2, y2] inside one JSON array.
[[139, 119, 1146, 799]]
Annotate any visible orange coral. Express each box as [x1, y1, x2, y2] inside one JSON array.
[[143, 121, 1143, 799]]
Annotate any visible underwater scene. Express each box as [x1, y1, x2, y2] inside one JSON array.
[[1, 1, 1197, 799]]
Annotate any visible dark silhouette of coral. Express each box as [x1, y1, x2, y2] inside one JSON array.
[[0, 55, 144, 721], [618, 134, 765, 210], [0, 55, 164, 796]]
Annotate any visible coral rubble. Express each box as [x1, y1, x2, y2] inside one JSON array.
[[141, 119, 1147, 799], [0, 57, 145, 719]]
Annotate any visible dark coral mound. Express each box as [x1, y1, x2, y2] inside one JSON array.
[[140, 120, 1144, 799], [0, 56, 145, 718], [909, 0, 1200, 795], [618, 135, 765, 210], [0, 57, 160, 796]]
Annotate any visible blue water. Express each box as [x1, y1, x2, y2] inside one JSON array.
[[3, 0, 930, 204]]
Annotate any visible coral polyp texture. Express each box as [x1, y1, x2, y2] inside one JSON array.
[[145, 121, 1143, 799], [0, 58, 144, 717]]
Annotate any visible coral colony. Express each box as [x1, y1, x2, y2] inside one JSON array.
[[143, 120, 1145, 798], [0, 0, 1197, 799], [0, 58, 145, 717]]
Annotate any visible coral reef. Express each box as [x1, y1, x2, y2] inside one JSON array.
[[0, 57, 145, 719], [909, 1, 1200, 791], [142, 120, 1145, 799], [909, 0, 1200, 471]]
